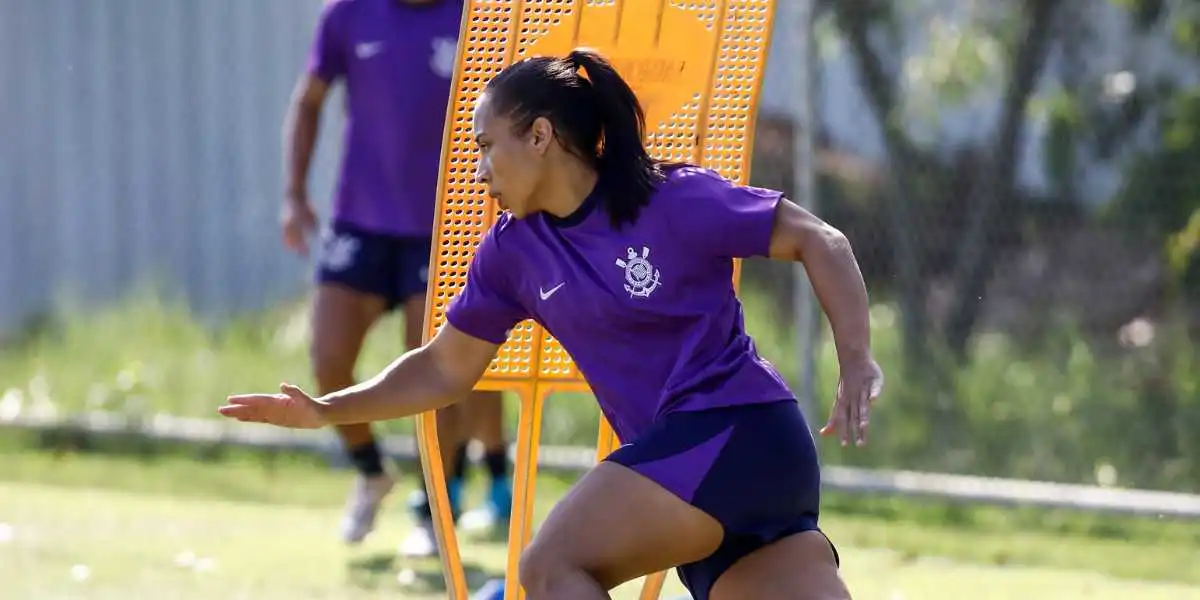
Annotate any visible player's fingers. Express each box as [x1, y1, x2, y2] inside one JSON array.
[[848, 384, 863, 446], [818, 399, 840, 437], [818, 418, 835, 437], [218, 401, 265, 421], [819, 381, 844, 437], [856, 387, 871, 446], [223, 393, 272, 407], [819, 399, 847, 441], [282, 226, 309, 257], [840, 402, 851, 447], [280, 383, 305, 398], [836, 382, 853, 446]]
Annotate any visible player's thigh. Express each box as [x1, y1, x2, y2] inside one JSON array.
[[398, 289, 467, 432], [396, 238, 468, 443], [520, 462, 723, 591], [311, 224, 393, 372], [710, 531, 849, 600], [311, 284, 387, 377], [400, 293, 428, 350], [396, 236, 434, 350]]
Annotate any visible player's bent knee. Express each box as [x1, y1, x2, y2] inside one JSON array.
[[518, 540, 597, 594], [517, 541, 560, 593]]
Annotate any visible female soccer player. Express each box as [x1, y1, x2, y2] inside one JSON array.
[[224, 48, 882, 600]]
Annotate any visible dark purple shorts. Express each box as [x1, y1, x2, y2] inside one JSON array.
[[605, 400, 836, 600], [315, 221, 432, 311]]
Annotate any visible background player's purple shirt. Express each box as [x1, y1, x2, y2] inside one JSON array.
[[445, 166, 796, 443], [308, 0, 462, 236]]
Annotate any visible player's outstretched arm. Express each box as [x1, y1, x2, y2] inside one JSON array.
[[314, 324, 501, 425], [767, 198, 883, 445], [219, 324, 498, 429]]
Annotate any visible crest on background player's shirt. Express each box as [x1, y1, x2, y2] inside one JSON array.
[[615, 246, 661, 298], [430, 36, 457, 79]]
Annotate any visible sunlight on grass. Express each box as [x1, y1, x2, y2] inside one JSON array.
[[4, 478, 1198, 600]]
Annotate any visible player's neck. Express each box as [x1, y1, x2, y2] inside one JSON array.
[[537, 162, 599, 220]]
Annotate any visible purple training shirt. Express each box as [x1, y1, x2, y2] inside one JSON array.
[[445, 166, 796, 443], [308, 0, 463, 236]]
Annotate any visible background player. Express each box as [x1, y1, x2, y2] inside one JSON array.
[[235, 48, 881, 599], [281, 0, 512, 556]]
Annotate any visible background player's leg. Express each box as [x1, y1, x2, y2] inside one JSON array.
[[708, 532, 849, 600], [518, 462, 723, 599], [459, 390, 512, 537], [398, 287, 469, 558], [311, 283, 391, 545]]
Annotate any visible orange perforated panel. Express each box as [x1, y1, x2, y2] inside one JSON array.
[[425, 0, 538, 380], [699, 0, 774, 182], [425, 0, 776, 389]]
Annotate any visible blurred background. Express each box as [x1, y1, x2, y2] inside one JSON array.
[[1, 1, 1198, 599]]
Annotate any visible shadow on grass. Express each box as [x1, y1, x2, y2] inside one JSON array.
[[346, 551, 498, 593]]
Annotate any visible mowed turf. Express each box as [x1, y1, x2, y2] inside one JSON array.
[[2, 449, 1199, 600]]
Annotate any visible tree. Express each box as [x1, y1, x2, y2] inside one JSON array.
[[826, 0, 1067, 362]]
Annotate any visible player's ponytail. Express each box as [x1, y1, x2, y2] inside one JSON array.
[[566, 49, 663, 228], [484, 48, 664, 228]]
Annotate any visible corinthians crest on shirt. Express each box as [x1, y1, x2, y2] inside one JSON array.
[[615, 246, 661, 298]]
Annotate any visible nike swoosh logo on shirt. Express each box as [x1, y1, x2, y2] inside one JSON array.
[[539, 282, 565, 300]]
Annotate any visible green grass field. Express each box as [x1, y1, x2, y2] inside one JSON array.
[[2, 446, 1199, 600]]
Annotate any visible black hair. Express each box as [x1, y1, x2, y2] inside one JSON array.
[[483, 47, 664, 228]]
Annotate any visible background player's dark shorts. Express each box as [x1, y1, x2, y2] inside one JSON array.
[[605, 400, 837, 600], [315, 221, 432, 310]]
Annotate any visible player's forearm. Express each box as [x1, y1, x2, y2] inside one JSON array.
[[314, 347, 465, 424], [283, 101, 321, 197], [800, 228, 872, 362]]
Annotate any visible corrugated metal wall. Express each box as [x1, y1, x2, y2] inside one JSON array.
[[0, 0, 345, 335], [0, 0, 801, 336]]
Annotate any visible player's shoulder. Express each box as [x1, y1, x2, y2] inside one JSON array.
[[654, 162, 735, 202], [317, 0, 356, 23], [320, 0, 371, 21], [493, 212, 519, 237], [321, 0, 357, 13], [470, 212, 529, 275], [481, 212, 522, 251]]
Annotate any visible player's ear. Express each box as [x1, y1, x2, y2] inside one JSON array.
[[528, 116, 554, 154]]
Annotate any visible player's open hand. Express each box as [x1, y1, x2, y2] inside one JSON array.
[[218, 383, 327, 429], [819, 355, 883, 447]]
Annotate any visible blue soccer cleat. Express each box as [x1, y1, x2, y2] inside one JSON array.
[[460, 477, 512, 537], [398, 478, 464, 558], [470, 578, 505, 600]]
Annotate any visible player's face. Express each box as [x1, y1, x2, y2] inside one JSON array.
[[472, 94, 550, 218]]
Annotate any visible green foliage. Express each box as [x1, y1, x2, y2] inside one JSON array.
[[1102, 86, 1200, 297], [902, 17, 1004, 119], [1169, 207, 1200, 290], [1106, 88, 1200, 230], [736, 289, 1199, 493]]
